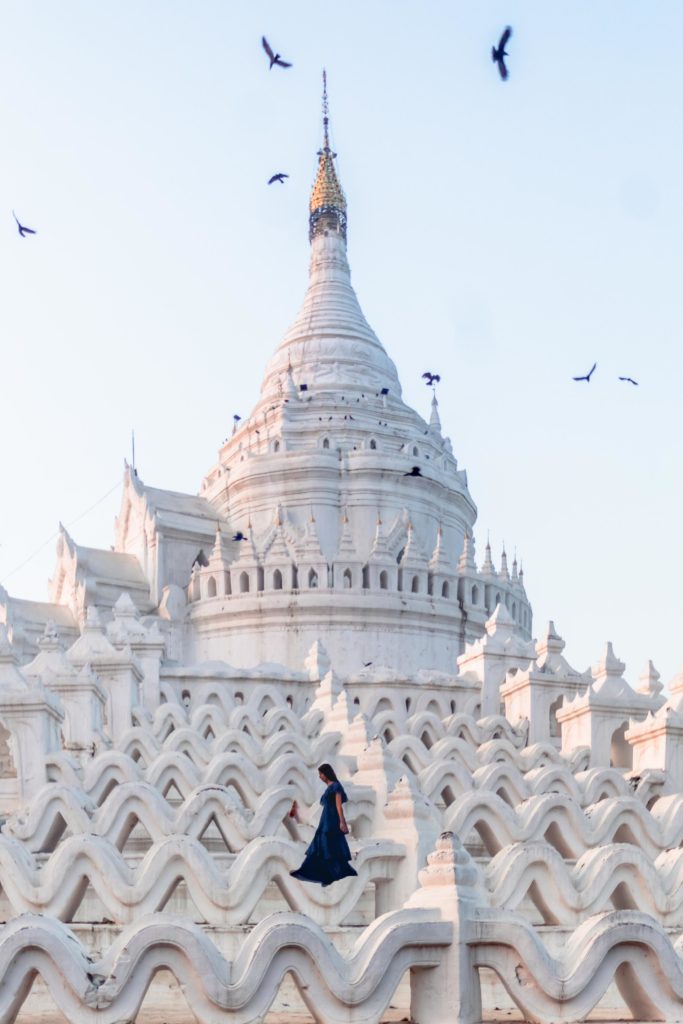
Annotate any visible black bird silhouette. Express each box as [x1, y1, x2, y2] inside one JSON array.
[[268, 173, 289, 185], [619, 376, 639, 386], [573, 362, 597, 383], [404, 466, 423, 477], [422, 372, 441, 386], [262, 36, 292, 69], [13, 211, 36, 237], [363, 662, 373, 668], [232, 532, 246, 542], [233, 414, 242, 422], [492, 26, 513, 81]]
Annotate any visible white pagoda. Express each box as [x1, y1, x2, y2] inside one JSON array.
[[0, 80, 681, 1024]]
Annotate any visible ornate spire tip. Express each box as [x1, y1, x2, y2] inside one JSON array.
[[309, 70, 347, 242]]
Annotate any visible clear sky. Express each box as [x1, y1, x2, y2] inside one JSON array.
[[1, 1, 681, 686]]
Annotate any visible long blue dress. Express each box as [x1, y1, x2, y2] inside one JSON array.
[[290, 781, 358, 886]]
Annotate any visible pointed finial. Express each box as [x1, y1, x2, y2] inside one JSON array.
[[458, 530, 477, 573], [637, 660, 663, 697], [310, 71, 347, 242], [322, 68, 330, 150], [284, 364, 297, 400], [429, 392, 441, 433], [481, 535, 496, 576]]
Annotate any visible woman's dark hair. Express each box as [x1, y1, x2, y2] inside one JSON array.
[[318, 763, 338, 782]]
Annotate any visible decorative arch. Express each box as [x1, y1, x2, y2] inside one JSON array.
[[0, 722, 16, 779], [239, 572, 250, 593], [610, 722, 633, 769], [207, 576, 217, 598], [549, 695, 563, 739]]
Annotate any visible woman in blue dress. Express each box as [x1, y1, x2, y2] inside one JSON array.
[[289, 764, 358, 887]]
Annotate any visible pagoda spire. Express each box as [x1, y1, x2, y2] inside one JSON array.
[[458, 531, 477, 574], [337, 508, 356, 557], [429, 392, 441, 433], [258, 72, 401, 403], [309, 70, 347, 243], [481, 536, 496, 576]]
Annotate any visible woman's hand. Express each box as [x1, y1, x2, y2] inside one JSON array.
[[340, 820, 349, 834]]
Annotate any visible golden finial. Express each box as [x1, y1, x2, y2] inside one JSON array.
[[309, 69, 347, 240]]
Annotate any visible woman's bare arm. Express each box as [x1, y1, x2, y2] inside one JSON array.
[[335, 792, 349, 833]]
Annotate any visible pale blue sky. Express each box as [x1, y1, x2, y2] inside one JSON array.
[[1, 1, 681, 685]]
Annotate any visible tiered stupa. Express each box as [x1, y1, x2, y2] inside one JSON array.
[[7, 74, 532, 677], [0, 78, 681, 1024]]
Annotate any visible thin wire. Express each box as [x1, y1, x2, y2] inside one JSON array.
[[1, 478, 123, 587]]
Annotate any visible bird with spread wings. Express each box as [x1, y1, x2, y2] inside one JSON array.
[[492, 26, 513, 81], [573, 362, 597, 383], [13, 211, 36, 237], [262, 36, 292, 69]]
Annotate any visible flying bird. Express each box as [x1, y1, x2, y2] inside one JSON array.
[[262, 36, 292, 69], [233, 414, 242, 422], [404, 466, 423, 477], [492, 26, 513, 81], [268, 173, 289, 185], [422, 372, 441, 386], [619, 376, 639, 386], [232, 532, 246, 542], [573, 362, 597, 383], [13, 211, 36, 237]]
